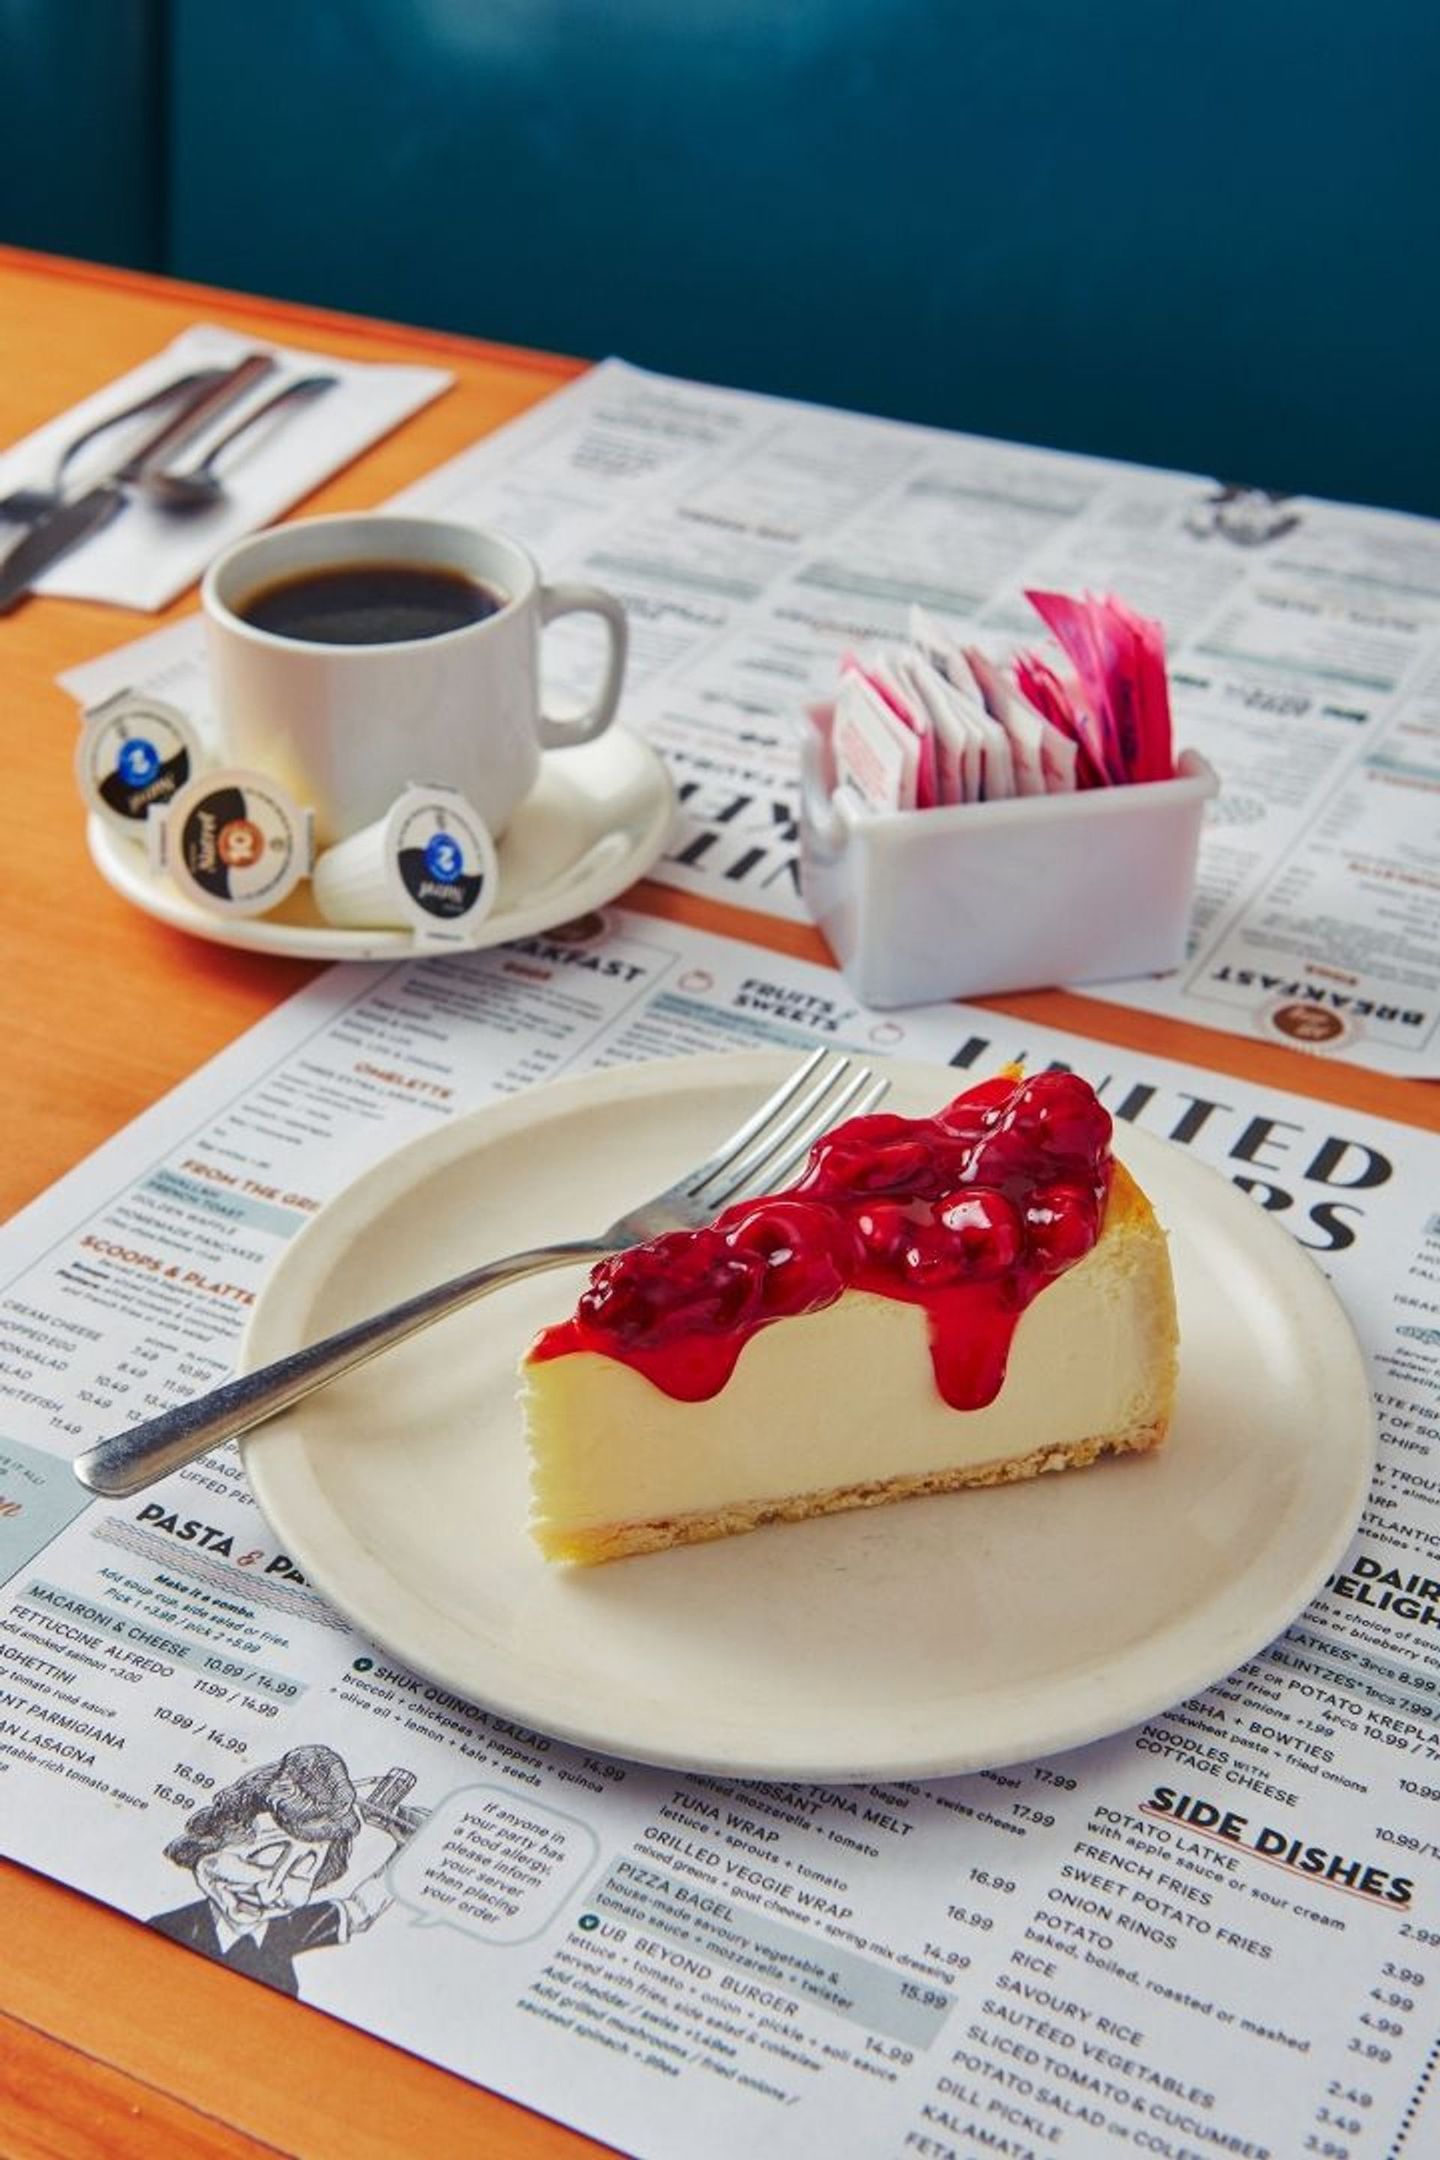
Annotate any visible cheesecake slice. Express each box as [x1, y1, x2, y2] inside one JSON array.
[[522, 1069, 1178, 1564]]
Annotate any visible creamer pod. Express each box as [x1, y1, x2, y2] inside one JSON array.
[[151, 767, 313, 918], [76, 690, 203, 833], [312, 783, 499, 947]]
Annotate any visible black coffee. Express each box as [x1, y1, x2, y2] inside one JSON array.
[[238, 562, 505, 645]]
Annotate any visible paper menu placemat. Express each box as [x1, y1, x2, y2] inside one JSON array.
[[0, 322, 451, 609], [1, 906, 1438, 2157]]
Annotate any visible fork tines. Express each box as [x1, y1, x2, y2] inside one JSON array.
[[690, 1050, 889, 1212]]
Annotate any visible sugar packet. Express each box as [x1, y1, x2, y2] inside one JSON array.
[[908, 608, 1016, 801], [892, 652, 982, 807], [832, 670, 919, 811], [842, 651, 939, 809], [1023, 589, 1174, 786], [822, 587, 1174, 815]]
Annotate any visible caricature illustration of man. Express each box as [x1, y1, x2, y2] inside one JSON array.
[[149, 1744, 420, 1997]]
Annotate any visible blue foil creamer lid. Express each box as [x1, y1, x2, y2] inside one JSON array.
[[311, 782, 498, 947], [75, 689, 204, 833]]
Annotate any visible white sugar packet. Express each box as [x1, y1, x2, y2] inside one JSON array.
[[964, 646, 1047, 796], [907, 605, 1012, 800], [894, 651, 980, 806], [858, 648, 939, 808], [967, 644, 1081, 797], [918, 643, 1014, 802], [912, 606, 1094, 802], [0, 323, 451, 610], [971, 693, 1016, 800], [902, 609, 1001, 803], [907, 604, 973, 691]]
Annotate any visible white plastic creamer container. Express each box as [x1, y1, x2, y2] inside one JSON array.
[[799, 730, 1218, 1009], [311, 783, 499, 947]]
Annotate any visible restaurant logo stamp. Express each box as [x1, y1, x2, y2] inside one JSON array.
[[1258, 995, 1362, 1055]]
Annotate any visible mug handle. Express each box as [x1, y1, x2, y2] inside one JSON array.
[[537, 583, 628, 749]]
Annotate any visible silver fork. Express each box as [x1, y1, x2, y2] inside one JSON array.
[[72, 1051, 888, 1499]]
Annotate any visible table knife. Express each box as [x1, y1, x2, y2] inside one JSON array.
[[0, 350, 277, 614]]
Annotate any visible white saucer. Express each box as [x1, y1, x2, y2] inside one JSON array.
[[242, 1053, 1376, 1783], [86, 728, 675, 959]]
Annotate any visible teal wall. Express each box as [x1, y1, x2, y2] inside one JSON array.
[[4, 1, 1438, 516], [0, 0, 165, 269]]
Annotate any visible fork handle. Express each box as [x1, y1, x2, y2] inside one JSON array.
[[72, 1236, 609, 1499], [49, 367, 229, 484], [112, 352, 277, 481]]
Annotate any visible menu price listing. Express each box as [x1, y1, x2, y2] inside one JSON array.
[[1, 905, 1438, 2158]]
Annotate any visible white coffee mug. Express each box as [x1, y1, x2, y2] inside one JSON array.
[[200, 514, 627, 845]]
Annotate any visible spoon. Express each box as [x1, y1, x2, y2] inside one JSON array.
[[141, 372, 339, 512]]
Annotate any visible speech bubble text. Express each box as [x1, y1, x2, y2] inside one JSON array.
[[390, 1783, 600, 1945]]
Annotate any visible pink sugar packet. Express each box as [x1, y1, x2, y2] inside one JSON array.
[[1022, 589, 1174, 786], [1011, 654, 1102, 789], [1020, 590, 1122, 783], [1103, 595, 1173, 783]]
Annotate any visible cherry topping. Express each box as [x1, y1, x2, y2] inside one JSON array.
[[898, 1223, 976, 1291], [799, 1119, 937, 1197], [723, 1198, 850, 1318], [575, 1256, 666, 1339], [1000, 1070, 1112, 1165], [1023, 1181, 1100, 1271], [579, 1229, 761, 1347], [944, 1124, 1034, 1189], [935, 1188, 1024, 1278], [933, 1071, 1018, 1138], [853, 1199, 929, 1268], [530, 1067, 1114, 1410]]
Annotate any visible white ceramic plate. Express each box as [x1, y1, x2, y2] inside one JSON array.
[[242, 1053, 1375, 1782], [87, 726, 674, 960]]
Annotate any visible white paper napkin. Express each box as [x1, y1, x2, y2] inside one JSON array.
[[0, 323, 451, 610]]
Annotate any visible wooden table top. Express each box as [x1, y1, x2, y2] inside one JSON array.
[[2, 242, 1435, 2160]]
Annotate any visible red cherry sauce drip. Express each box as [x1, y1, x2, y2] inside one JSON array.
[[530, 1070, 1114, 1407]]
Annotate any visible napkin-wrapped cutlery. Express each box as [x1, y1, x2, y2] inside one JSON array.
[[0, 350, 276, 614], [0, 364, 230, 527]]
